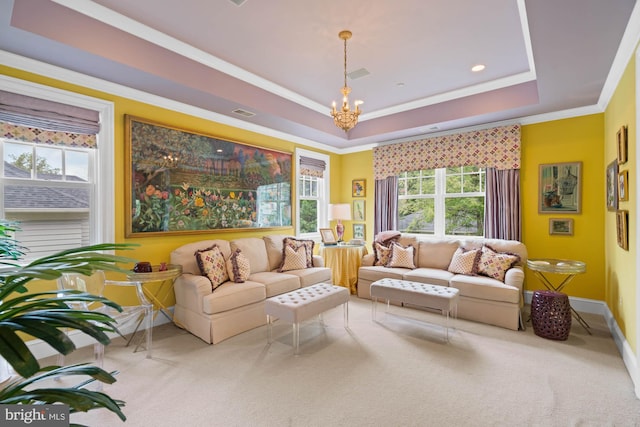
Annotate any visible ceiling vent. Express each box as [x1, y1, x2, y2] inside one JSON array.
[[229, 0, 247, 6], [232, 108, 255, 117], [348, 68, 370, 80]]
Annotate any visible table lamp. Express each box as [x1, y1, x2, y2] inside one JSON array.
[[328, 203, 351, 242]]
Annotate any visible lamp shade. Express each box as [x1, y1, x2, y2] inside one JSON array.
[[328, 203, 352, 221]]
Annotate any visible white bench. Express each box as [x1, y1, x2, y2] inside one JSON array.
[[264, 283, 349, 354], [370, 278, 459, 341]]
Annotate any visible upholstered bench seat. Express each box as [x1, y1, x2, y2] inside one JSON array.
[[264, 283, 349, 354]]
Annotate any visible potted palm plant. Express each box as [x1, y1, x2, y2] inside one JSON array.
[[0, 219, 138, 424]]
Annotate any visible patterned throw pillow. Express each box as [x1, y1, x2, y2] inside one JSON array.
[[195, 244, 228, 291], [279, 245, 308, 272], [226, 249, 251, 283], [477, 245, 519, 282], [386, 243, 416, 269], [447, 247, 481, 275], [373, 242, 393, 266], [282, 237, 314, 268]]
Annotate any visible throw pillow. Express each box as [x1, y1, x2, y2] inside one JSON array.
[[278, 245, 308, 272], [195, 244, 228, 291], [373, 242, 393, 266], [386, 243, 416, 269], [447, 247, 481, 275], [282, 237, 314, 268], [477, 245, 520, 282], [226, 249, 251, 283]]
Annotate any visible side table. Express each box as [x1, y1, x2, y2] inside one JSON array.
[[319, 244, 368, 294], [526, 258, 589, 333], [127, 264, 182, 326]]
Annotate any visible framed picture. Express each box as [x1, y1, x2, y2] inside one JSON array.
[[353, 199, 365, 221], [320, 228, 337, 244], [353, 223, 365, 240], [618, 170, 629, 201], [617, 125, 628, 164], [616, 210, 629, 250], [125, 115, 292, 237], [538, 162, 582, 213], [606, 160, 618, 211], [352, 179, 366, 197], [549, 218, 573, 236]]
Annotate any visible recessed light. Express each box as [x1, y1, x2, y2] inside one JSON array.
[[471, 64, 486, 72], [396, 82, 405, 87]]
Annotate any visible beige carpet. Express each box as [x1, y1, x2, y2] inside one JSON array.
[[48, 296, 639, 427]]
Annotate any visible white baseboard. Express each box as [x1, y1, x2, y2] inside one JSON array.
[[29, 308, 173, 360], [524, 291, 637, 393]]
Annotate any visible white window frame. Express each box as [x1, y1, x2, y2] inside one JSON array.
[[398, 167, 485, 238], [295, 148, 330, 240], [0, 74, 115, 247]]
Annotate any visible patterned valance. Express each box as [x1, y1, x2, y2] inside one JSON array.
[[299, 155, 326, 178], [0, 122, 97, 148], [373, 124, 521, 179]]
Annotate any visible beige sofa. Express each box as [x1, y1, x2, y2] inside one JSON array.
[[170, 235, 331, 344], [357, 235, 527, 330]]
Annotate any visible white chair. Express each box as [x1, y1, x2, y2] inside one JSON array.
[[57, 271, 153, 368]]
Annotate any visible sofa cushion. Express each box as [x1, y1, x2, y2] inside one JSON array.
[[387, 243, 416, 269], [171, 240, 232, 275], [449, 274, 520, 304], [477, 245, 520, 282], [416, 239, 460, 269], [283, 267, 332, 288], [249, 271, 300, 297], [373, 242, 393, 266], [403, 268, 455, 287], [263, 234, 290, 271], [282, 237, 314, 268], [279, 245, 308, 272], [447, 247, 481, 275], [201, 280, 266, 315], [195, 244, 229, 290], [359, 266, 409, 282], [227, 249, 251, 283], [231, 237, 270, 273]]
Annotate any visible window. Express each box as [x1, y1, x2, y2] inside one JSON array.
[[2, 139, 94, 261], [295, 149, 329, 239], [398, 166, 485, 237], [0, 76, 114, 262]]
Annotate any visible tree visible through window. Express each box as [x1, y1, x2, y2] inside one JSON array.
[[398, 167, 485, 237]]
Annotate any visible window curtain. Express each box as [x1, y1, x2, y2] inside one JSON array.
[[484, 168, 521, 241], [372, 125, 521, 237], [374, 175, 398, 236], [299, 155, 326, 178], [0, 90, 100, 148]]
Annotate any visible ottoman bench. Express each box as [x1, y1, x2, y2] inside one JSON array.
[[264, 283, 350, 354], [370, 278, 459, 341]]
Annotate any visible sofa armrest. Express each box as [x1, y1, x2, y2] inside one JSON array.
[[174, 273, 212, 313], [312, 255, 325, 268], [361, 253, 375, 266], [504, 266, 525, 305]]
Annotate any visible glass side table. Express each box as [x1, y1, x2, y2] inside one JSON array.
[[127, 264, 183, 326], [526, 258, 589, 333]]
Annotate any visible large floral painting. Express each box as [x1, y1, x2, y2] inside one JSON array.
[[125, 116, 292, 237]]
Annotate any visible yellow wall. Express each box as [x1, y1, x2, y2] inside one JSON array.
[[604, 52, 636, 352], [521, 115, 606, 300]]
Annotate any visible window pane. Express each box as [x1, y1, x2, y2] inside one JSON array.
[[66, 150, 89, 181], [398, 179, 407, 195], [4, 142, 32, 177], [421, 176, 435, 194], [398, 198, 434, 234], [406, 178, 420, 195], [299, 199, 318, 233], [445, 196, 484, 236], [446, 174, 462, 193], [35, 146, 62, 180]]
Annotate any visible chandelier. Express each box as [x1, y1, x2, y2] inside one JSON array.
[[331, 30, 363, 132]]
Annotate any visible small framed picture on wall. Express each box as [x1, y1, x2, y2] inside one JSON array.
[[353, 223, 365, 240], [352, 179, 366, 197]]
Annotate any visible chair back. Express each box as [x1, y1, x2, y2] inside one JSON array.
[[58, 270, 106, 310]]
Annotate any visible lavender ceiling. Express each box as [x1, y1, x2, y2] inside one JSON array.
[[0, 0, 636, 150]]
